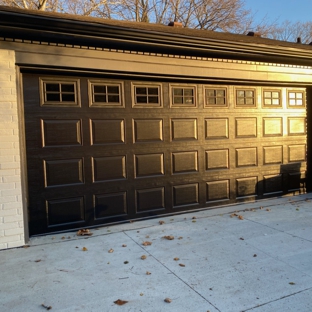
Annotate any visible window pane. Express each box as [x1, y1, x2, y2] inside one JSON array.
[[216, 97, 225, 105], [107, 95, 119, 103], [173, 96, 183, 104], [185, 97, 194, 104], [272, 92, 279, 98], [148, 88, 158, 95], [107, 86, 119, 94], [206, 90, 215, 97], [148, 96, 159, 103], [297, 93, 303, 99], [246, 90, 254, 98], [136, 87, 147, 95], [62, 94, 75, 102], [237, 98, 245, 105], [61, 84, 75, 92], [272, 99, 280, 105], [246, 98, 254, 105], [264, 91, 271, 98], [136, 96, 147, 103], [216, 90, 225, 97], [46, 83, 59, 92], [94, 95, 107, 102], [173, 88, 183, 96], [94, 85, 106, 93], [264, 99, 272, 105], [46, 93, 60, 101], [184, 89, 193, 96], [237, 90, 245, 98]]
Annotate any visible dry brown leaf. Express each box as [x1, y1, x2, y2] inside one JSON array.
[[192, 216, 196, 219], [178, 236, 183, 240], [114, 299, 128, 305], [145, 235, 150, 238], [163, 235, 174, 240], [41, 303, 52, 310], [82, 247, 88, 251], [146, 271, 151, 275], [122, 244, 127, 247], [140, 293, 144, 296], [260, 206, 264, 209], [289, 282, 296, 285], [173, 257, 180, 261], [77, 229, 93, 236], [159, 220, 165, 225], [108, 248, 114, 253], [230, 213, 238, 218], [179, 263, 185, 267], [266, 208, 271, 212], [164, 298, 172, 303], [61, 236, 65, 240], [141, 255, 147, 260], [238, 215, 244, 220], [124, 261, 128, 264], [142, 241, 152, 246], [239, 237, 244, 240], [34, 259, 41, 263]]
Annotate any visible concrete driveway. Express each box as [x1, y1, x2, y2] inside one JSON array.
[[1, 194, 312, 312]]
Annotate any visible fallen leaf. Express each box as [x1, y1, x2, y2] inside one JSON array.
[[230, 213, 238, 218], [192, 216, 196, 219], [164, 298, 172, 303], [163, 235, 174, 240], [75, 246, 79, 248], [159, 220, 165, 225], [142, 241, 152, 246], [260, 206, 263, 209], [289, 282, 296, 285], [253, 254, 257, 257], [67, 236, 71, 239], [266, 208, 271, 212], [296, 208, 299, 211], [129, 220, 134, 223], [108, 248, 114, 253], [122, 244, 127, 247], [82, 247, 88, 251], [35, 259, 42, 263], [146, 271, 151, 275], [114, 299, 128, 305], [179, 263, 185, 267], [140, 293, 144, 296], [77, 229, 93, 236], [124, 261, 128, 264], [61, 236, 65, 240], [174, 257, 180, 261], [239, 237, 244, 240], [141, 255, 147, 260], [192, 220, 196, 223], [145, 235, 150, 238], [238, 215, 244, 220], [170, 219, 174, 221], [178, 236, 183, 240], [41, 303, 52, 310]]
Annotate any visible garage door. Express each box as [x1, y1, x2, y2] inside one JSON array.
[[23, 73, 307, 235]]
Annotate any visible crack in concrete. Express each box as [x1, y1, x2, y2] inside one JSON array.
[[123, 231, 221, 312]]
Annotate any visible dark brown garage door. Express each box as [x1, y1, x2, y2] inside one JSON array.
[[23, 73, 307, 235]]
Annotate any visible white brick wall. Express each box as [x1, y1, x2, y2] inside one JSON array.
[[0, 49, 25, 249]]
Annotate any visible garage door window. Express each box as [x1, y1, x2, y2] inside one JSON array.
[[89, 81, 123, 107], [171, 86, 196, 107], [40, 78, 79, 106], [205, 88, 227, 107], [288, 91, 305, 107], [236, 89, 256, 107], [133, 85, 161, 107], [263, 90, 281, 107]]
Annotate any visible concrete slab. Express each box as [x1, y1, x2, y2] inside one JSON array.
[[1, 194, 312, 312]]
